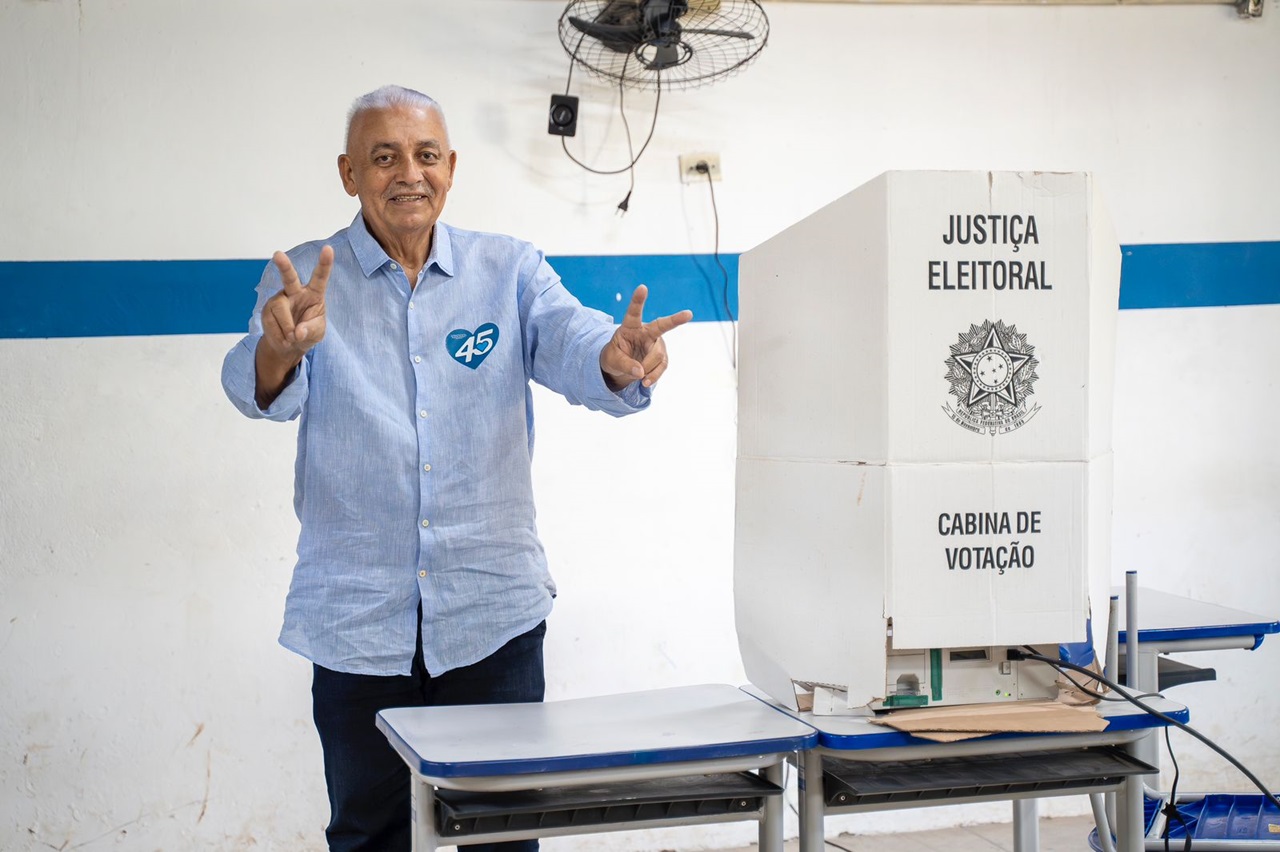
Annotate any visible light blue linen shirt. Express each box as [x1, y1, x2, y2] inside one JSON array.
[[222, 213, 649, 676]]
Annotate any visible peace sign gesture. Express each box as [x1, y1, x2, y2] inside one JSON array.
[[254, 245, 333, 408], [599, 285, 694, 392], [261, 246, 333, 355]]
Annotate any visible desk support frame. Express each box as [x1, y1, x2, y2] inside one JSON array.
[[410, 756, 791, 851], [791, 726, 1171, 852], [378, 684, 816, 852]]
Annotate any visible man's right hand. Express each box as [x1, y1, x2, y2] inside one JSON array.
[[254, 245, 333, 409]]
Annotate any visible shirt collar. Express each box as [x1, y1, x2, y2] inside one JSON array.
[[347, 211, 455, 279], [432, 221, 455, 278]]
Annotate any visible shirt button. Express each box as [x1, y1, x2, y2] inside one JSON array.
[[419, 410, 428, 418], [418, 570, 427, 578], [390, 262, 399, 270], [421, 519, 430, 528], [423, 463, 432, 472], [414, 355, 422, 363], [409, 302, 415, 310]]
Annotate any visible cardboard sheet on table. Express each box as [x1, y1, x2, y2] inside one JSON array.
[[868, 699, 1107, 737], [904, 730, 994, 743]]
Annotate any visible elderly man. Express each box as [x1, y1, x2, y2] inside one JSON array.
[[222, 85, 692, 852]]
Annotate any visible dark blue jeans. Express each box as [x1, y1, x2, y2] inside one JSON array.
[[312, 621, 546, 852]]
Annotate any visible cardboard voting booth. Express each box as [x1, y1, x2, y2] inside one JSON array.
[[734, 171, 1121, 714]]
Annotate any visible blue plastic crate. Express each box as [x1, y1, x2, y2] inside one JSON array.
[[1166, 794, 1280, 842]]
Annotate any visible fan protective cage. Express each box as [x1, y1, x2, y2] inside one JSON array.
[[559, 0, 770, 92]]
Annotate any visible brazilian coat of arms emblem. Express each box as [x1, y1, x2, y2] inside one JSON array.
[[943, 320, 1040, 435]]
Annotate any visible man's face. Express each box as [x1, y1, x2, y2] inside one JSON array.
[[338, 104, 456, 247]]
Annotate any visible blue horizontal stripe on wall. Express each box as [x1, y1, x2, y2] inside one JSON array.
[[1, 260, 269, 340], [549, 253, 738, 325], [1119, 241, 1279, 310], [0, 254, 739, 339], [0, 242, 1275, 339]]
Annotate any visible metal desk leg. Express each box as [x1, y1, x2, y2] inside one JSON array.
[[1120, 572, 1151, 852], [1012, 798, 1040, 852], [1132, 649, 1163, 771], [1106, 788, 1117, 847], [799, 750, 826, 852], [1104, 593, 1121, 848], [760, 760, 785, 852], [1127, 646, 1162, 849], [411, 775, 438, 852], [1090, 792, 1117, 852], [1119, 770, 1144, 852]]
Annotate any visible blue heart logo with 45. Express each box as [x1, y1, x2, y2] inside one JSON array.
[[445, 323, 499, 369]]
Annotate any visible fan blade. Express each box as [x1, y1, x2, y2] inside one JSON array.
[[567, 15, 646, 50], [680, 27, 754, 38], [570, 15, 645, 42]]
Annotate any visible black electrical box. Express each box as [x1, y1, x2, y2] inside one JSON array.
[[547, 94, 578, 137]]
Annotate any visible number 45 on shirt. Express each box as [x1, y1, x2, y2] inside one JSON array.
[[446, 323, 499, 369]]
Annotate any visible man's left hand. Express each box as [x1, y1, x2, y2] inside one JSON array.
[[600, 285, 694, 392]]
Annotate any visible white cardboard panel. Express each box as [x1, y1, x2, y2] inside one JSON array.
[[733, 457, 889, 706], [734, 457, 1113, 707], [887, 172, 1108, 463], [738, 174, 890, 463], [735, 171, 1119, 712], [888, 461, 1102, 649], [738, 170, 1120, 466]]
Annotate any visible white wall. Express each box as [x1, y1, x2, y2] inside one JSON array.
[[2, 1, 1277, 849]]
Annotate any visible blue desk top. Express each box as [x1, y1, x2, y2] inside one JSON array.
[[744, 687, 1190, 752], [1113, 588, 1278, 648], [376, 683, 818, 779]]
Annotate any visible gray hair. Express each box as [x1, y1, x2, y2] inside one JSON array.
[[344, 85, 447, 151]]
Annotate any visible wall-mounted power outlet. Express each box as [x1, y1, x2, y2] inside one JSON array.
[[679, 153, 721, 184]]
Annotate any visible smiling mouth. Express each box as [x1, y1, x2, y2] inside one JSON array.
[[390, 194, 428, 203]]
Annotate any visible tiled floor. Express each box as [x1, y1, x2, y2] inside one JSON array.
[[716, 814, 1098, 852]]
